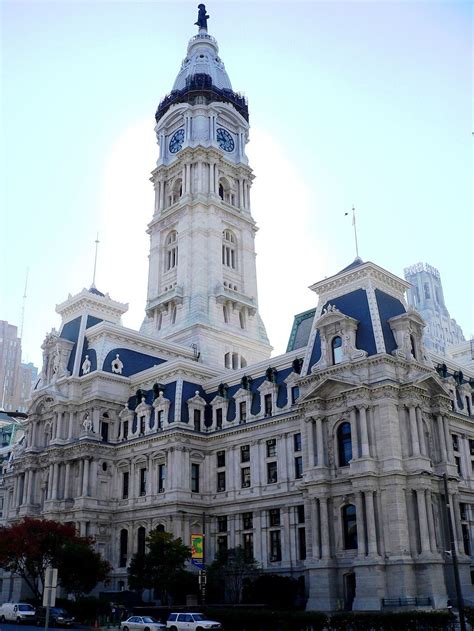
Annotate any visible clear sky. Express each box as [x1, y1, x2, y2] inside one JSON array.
[[1, 0, 472, 369]]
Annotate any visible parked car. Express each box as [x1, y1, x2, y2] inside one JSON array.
[[166, 613, 221, 631], [120, 616, 166, 631], [35, 606, 75, 628], [0, 603, 36, 624]]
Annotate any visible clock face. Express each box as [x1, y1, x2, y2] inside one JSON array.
[[216, 128, 235, 152], [169, 129, 184, 154]]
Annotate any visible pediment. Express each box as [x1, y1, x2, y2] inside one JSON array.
[[300, 374, 361, 401], [412, 373, 450, 397]]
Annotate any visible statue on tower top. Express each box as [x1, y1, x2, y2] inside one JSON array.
[[195, 4, 209, 30]]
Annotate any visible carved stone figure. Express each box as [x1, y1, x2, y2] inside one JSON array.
[[82, 355, 91, 375], [111, 354, 124, 374], [82, 414, 93, 433]]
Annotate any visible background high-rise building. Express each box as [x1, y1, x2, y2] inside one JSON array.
[[404, 263, 465, 355], [0, 321, 38, 412]]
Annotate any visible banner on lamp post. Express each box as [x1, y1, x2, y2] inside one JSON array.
[[191, 534, 204, 569]]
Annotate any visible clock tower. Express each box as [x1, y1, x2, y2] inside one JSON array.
[[141, 6, 272, 369]]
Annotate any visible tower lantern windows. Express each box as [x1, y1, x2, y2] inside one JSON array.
[[165, 231, 178, 271], [222, 229, 237, 270]]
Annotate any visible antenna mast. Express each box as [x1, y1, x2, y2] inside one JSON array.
[[91, 233, 100, 288], [352, 205, 359, 259], [19, 268, 29, 340]]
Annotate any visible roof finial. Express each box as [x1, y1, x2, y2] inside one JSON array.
[[91, 232, 100, 289], [195, 4, 209, 31]]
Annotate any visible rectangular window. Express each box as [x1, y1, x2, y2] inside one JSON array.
[[158, 464, 166, 493], [269, 530, 281, 562], [469, 439, 474, 456], [298, 527, 306, 560], [241, 444, 250, 462], [456, 456, 462, 477], [267, 461, 278, 484], [101, 422, 109, 442], [191, 463, 200, 493], [266, 439, 276, 457], [157, 409, 164, 430], [217, 535, 228, 554], [217, 471, 226, 492], [217, 515, 228, 533], [264, 394, 273, 417], [269, 508, 281, 526], [293, 432, 302, 452], [139, 416, 146, 435], [123, 420, 129, 440], [462, 523, 471, 555], [295, 456, 303, 479], [139, 468, 147, 496], [217, 450, 226, 468], [296, 504, 305, 524], [239, 400, 247, 423], [216, 408, 223, 429], [291, 386, 299, 404], [0, 496, 4, 517], [122, 471, 129, 499], [242, 512, 253, 530], [243, 532, 253, 559], [460, 503, 468, 521], [194, 409, 201, 432], [453, 434, 459, 451], [241, 466, 251, 488]]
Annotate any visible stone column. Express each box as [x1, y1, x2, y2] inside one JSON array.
[[305, 419, 315, 468], [281, 507, 290, 564], [444, 416, 455, 463], [21, 471, 29, 505], [279, 434, 289, 482], [64, 463, 71, 499], [409, 406, 420, 456], [129, 459, 135, 498], [316, 417, 324, 467], [359, 406, 370, 457], [426, 490, 437, 552], [68, 411, 75, 440], [27, 469, 34, 504], [365, 491, 378, 555], [417, 489, 431, 553], [320, 497, 330, 559], [254, 510, 262, 562], [437, 414, 448, 462], [350, 408, 359, 459], [416, 408, 426, 455], [47, 463, 54, 499], [355, 491, 367, 556], [56, 411, 63, 441], [311, 499, 321, 559], [51, 463, 59, 500], [31, 421, 37, 447], [82, 459, 90, 496]]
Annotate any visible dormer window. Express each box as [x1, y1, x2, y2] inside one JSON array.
[[331, 336, 343, 364], [152, 391, 171, 429]]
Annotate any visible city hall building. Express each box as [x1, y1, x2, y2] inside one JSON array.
[[2, 8, 474, 611]]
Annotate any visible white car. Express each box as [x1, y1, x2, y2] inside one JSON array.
[[121, 616, 166, 631], [166, 613, 222, 631]]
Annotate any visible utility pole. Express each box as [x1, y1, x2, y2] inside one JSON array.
[[443, 473, 467, 631]]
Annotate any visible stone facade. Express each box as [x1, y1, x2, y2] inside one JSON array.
[[2, 13, 474, 613]]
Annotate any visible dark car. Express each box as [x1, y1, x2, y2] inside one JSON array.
[[35, 607, 75, 628]]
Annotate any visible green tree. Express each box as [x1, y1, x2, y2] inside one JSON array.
[[208, 546, 259, 604], [0, 517, 110, 600], [128, 530, 190, 605]]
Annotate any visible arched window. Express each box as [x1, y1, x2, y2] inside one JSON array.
[[410, 335, 417, 359], [219, 183, 224, 200], [157, 312, 162, 331], [170, 304, 177, 325], [424, 283, 430, 299], [240, 356, 247, 368], [337, 422, 352, 467], [165, 231, 178, 271], [331, 336, 343, 364], [239, 311, 245, 329], [119, 529, 128, 567], [224, 352, 231, 368], [223, 305, 229, 323], [342, 504, 358, 549], [137, 526, 146, 556], [222, 230, 236, 269], [157, 524, 165, 533]]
